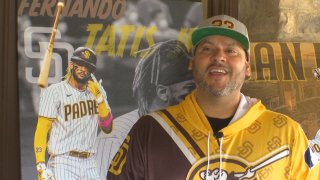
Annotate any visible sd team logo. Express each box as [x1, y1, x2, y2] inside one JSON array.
[[187, 148, 289, 180], [83, 50, 91, 60]]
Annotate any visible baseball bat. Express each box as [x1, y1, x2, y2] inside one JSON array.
[[37, 2, 64, 88]]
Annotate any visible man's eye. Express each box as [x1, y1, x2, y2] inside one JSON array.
[[226, 49, 237, 54], [202, 47, 213, 52]]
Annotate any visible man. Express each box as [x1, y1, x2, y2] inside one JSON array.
[[95, 40, 195, 179], [34, 47, 113, 180], [107, 15, 319, 179]]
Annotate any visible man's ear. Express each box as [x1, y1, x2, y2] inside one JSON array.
[[156, 85, 169, 102], [245, 60, 251, 79]]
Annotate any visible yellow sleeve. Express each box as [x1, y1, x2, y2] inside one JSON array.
[[291, 125, 320, 179], [98, 101, 113, 134], [308, 164, 320, 179], [34, 116, 53, 163]]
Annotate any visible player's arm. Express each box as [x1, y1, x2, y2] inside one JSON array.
[[34, 116, 54, 179], [97, 99, 113, 133], [34, 116, 53, 163], [107, 116, 150, 180], [88, 80, 113, 134]]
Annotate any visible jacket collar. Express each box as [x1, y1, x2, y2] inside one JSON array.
[[180, 91, 266, 137]]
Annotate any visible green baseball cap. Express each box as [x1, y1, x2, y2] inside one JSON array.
[[191, 15, 250, 60]]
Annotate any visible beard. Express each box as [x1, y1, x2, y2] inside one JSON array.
[[193, 64, 246, 97], [71, 68, 90, 84]]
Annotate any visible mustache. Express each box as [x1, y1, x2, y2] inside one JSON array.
[[206, 61, 228, 72], [73, 65, 90, 78]]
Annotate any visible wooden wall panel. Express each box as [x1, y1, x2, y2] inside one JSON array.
[[0, 0, 21, 180], [202, 0, 239, 18]]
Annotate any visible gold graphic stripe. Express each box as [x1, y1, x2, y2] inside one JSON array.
[[150, 112, 197, 164]]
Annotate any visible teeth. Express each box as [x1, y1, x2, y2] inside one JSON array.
[[209, 69, 226, 73]]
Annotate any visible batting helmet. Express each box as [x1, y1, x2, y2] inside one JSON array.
[[71, 47, 97, 71]]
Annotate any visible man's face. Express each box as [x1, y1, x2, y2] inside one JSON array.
[[190, 35, 250, 97], [167, 79, 195, 104], [71, 61, 91, 84]]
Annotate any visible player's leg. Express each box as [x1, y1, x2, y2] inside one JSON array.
[[47, 154, 79, 180], [82, 155, 100, 180]]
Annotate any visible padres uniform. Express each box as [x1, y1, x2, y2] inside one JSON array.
[[107, 91, 319, 179], [38, 80, 103, 179], [95, 109, 139, 180]]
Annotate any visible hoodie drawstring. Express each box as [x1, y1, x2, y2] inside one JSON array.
[[207, 132, 224, 180], [219, 136, 223, 180], [206, 132, 210, 180]]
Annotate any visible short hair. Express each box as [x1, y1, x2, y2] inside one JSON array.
[[133, 40, 193, 116]]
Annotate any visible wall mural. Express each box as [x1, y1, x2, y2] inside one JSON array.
[[18, 0, 320, 179]]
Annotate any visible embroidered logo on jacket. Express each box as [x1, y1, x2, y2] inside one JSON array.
[[187, 147, 290, 180]]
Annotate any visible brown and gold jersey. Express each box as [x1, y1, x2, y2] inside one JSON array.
[[108, 92, 319, 180]]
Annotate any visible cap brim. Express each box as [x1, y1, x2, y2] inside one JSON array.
[[192, 27, 249, 51]]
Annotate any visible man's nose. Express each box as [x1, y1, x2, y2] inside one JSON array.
[[210, 49, 226, 62]]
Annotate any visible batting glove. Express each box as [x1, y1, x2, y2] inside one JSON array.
[[97, 78, 107, 98], [88, 80, 104, 104], [36, 162, 55, 180]]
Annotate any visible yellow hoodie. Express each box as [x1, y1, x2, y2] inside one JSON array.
[[155, 91, 319, 180], [108, 91, 319, 180]]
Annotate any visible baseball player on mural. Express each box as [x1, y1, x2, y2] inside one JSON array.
[[34, 47, 113, 180], [95, 40, 195, 179], [107, 15, 320, 179]]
